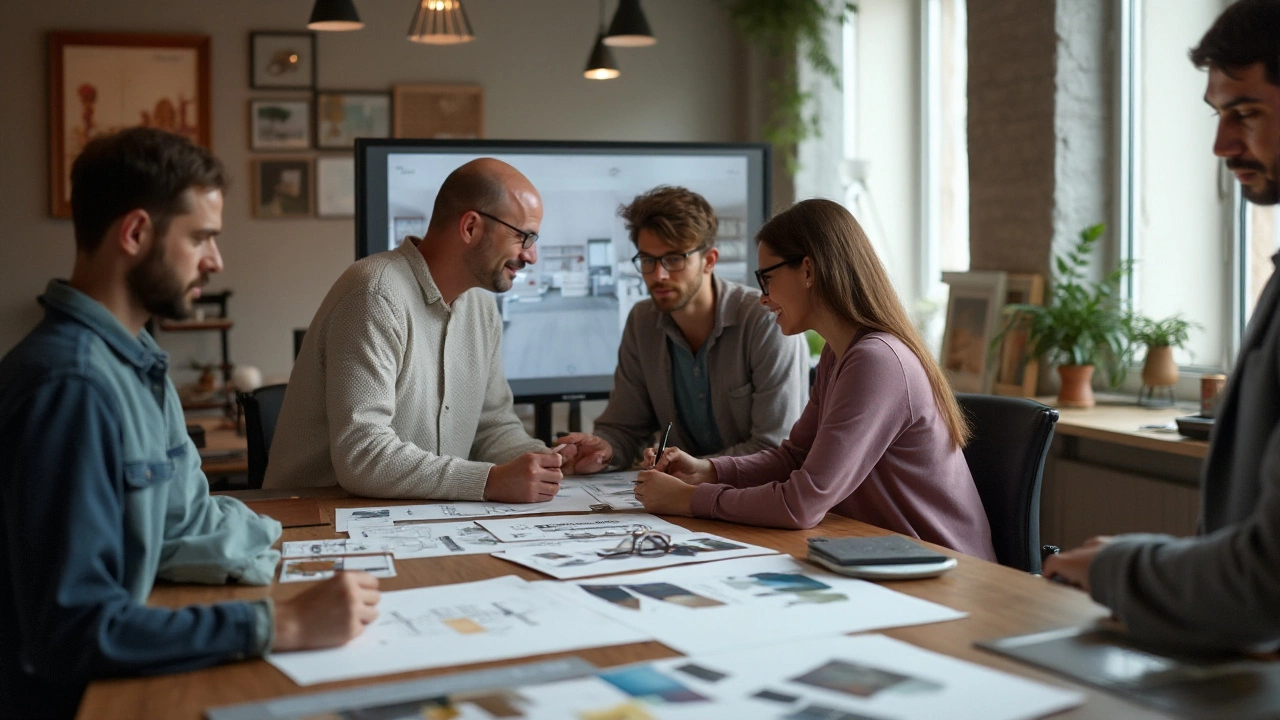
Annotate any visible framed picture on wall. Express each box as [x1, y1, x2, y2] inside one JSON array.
[[992, 273, 1046, 398], [392, 84, 484, 139], [249, 31, 316, 89], [249, 98, 311, 150], [940, 271, 1008, 394], [47, 32, 211, 217], [251, 157, 313, 218], [316, 91, 391, 148], [316, 156, 355, 218]]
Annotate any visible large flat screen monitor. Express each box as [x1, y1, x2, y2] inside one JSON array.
[[355, 139, 771, 401]]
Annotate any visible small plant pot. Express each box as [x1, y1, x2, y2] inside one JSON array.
[[1057, 364, 1096, 408], [1141, 345, 1179, 387]]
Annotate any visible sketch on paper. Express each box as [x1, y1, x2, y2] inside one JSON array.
[[333, 485, 598, 531], [476, 513, 687, 543], [722, 572, 849, 606], [570, 471, 644, 510], [493, 532, 777, 580], [279, 553, 395, 583], [280, 538, 381, 558]]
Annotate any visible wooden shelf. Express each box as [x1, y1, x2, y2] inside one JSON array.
[[159, 319, 232, 331], [1036, 395, 1209, 459]]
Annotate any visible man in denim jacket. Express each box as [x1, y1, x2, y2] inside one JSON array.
[[0, 128, 380, 719]]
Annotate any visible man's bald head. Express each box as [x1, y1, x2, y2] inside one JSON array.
[[427, 158, 539, 234]]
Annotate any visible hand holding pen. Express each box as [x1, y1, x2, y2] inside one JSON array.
[[651, 421, 673, 469]]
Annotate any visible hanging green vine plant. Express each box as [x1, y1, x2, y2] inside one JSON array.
[[717, 0, 857, 172]]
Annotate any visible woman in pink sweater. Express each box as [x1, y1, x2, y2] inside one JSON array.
[[634, 199, 996, 560]]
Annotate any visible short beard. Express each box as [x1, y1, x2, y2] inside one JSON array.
[[649, 273, 703, 313], [466, 233, 522, 293], [127, 242, 200, 320], [1231, 157, 1280, 205]]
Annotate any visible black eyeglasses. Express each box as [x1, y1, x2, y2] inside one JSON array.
[[596, 530, 673, 558], [631, 248, 705, 274], [754, 257, 804, 295], [475, 210, 539, 249]]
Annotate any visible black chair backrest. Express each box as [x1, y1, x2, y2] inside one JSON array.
[[956, 393, 1059, 573], [238, 383, 288, 489]]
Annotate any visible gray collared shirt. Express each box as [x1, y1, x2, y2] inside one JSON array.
[[592, 275, 809, 467]]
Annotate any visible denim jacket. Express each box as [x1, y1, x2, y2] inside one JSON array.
[[0, 281, 281, 718]]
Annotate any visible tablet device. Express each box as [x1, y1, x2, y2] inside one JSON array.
[[807, 535, 950, 566]]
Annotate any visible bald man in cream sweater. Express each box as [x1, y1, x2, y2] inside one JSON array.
[[266, 159, 592, 501]]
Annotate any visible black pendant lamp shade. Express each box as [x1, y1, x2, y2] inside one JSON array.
[[308, 0, 364, 31], [584, 33, 621, 80], [604, 0, 656, 47], [407, 0, 476, 45]]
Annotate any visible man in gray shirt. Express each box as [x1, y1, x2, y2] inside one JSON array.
[[1044, 0, 1280, 652], [559, 186, 808, 472]]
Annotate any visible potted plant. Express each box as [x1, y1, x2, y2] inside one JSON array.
[[1005, 224, 1133, 408], [1129, 314, 1198, 390]]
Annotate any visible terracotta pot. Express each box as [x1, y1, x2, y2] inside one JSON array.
[[1141, 345, 1179, 387], [1057, 364, 1096, 408]]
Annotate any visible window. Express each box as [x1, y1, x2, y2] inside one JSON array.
[[922, 0, 970, 287], [1121, 0, 1248, 371]]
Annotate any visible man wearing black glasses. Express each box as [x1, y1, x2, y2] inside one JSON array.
[[266, 158, 568, 503], [557, 186, 808, 471]]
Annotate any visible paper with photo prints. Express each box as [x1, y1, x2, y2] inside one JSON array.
[[542, 554, 966, 656], [265, 575, 652, 686], [333, 485, 600, 531], [322, 634, 1081, 720], [492, 532, 779, 580], [475, 512, 689, 543]]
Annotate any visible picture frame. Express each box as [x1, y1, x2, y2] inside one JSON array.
[[249, 31, 316, 90], [392, 84, 484, 139], [249, 98, 311, 151], [940, 271, 1008, 394], [251, 157, 313, 218], [316, 156, 355, 218], [48, 32, 211, 217], [315, 91, 391, 149], [992, 273, 1046, 398]]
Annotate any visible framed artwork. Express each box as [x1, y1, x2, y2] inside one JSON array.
[[316, 156, 355, 218], [250, 31, 316, 89], [992, 273, 1046, 398], [392, 84, 484, 139], [251, 158, 313, 218], [249, 98, 311, 151], [316, 91, 391, 149], [48, 32, 211, 217], [940, 271, 1008, 394]]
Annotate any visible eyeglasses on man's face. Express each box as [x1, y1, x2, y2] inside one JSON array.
[[475, 210, 539, 249], [754, 257, 805, 296], [631, 247, 705, 275], [596, 530, 673, 558]]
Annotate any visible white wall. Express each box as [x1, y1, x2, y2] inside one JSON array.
[[0, 0, 754, 382], [855, 0, 923, 304]]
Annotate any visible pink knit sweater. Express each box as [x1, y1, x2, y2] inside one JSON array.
[[695, 331, 996, 560]]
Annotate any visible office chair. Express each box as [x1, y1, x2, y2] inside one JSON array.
[[956, 393, 1059, 574], [237, 383, 288, 489]]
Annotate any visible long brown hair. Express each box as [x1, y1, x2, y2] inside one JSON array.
[[757, 198, 971, 447]]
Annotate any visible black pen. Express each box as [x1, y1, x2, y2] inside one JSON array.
[[651, 421, 673, 469]]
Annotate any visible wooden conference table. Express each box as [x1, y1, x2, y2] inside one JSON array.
[[78, 491, 1169, 720]]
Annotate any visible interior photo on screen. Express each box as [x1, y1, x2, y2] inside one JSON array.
[[357, 140, 770, 399]]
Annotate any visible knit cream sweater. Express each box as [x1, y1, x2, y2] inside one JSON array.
[[264, 239, 547, 499]]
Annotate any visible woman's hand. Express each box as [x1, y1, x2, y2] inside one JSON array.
[[641, 446, 717, 486], [633, 470, 697, 516]]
